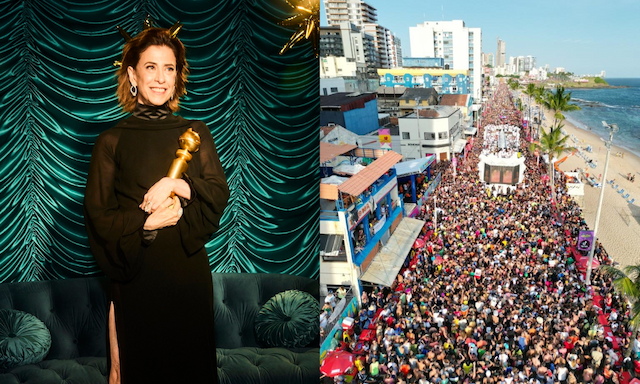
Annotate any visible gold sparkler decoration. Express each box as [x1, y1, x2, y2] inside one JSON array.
[[113, 17, 183, 67], [279, 0, 319, 57]]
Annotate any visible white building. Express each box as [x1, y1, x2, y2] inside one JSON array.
[[324, 0, 377, 30], [320, 56, 367, 78], [397, 106, 464, 161], [320, 23, 378, 76], [409, 20, 482, 102]]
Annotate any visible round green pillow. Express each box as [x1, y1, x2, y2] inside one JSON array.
[[0, 309, 52, 370], [255, 290, 320, 348]]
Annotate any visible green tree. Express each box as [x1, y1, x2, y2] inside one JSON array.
[[599, 264, 640, 356], [507, 78, 520, 90], [529, 124, 572, 204], [523, 83, 537, 138], [530, 85, 549, 139], [543, 85, 581, 128]]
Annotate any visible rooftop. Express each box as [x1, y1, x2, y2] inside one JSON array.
[[320, 142, 357, 163], [402, 105, 460, 119], [398, 88, 438, 102], [338, 151, 403, 196], [320, 92, 377, 109], [439, 94, 470, 107]]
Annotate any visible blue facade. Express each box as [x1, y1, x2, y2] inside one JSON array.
[[343, 99, 379, 135], [380, 72, 470, 95]]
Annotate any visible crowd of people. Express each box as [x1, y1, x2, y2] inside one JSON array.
[[482, 125, 521, 158], [326, 83, 638, 384]]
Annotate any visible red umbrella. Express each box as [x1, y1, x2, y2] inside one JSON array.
[[434, 256, 444, 265], [413, 238, 425, 249], [577, 256, 600, 272], [321, 350, 355, 377]]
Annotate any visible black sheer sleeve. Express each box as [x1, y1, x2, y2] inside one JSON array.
[[83, 130, 147, 282], [177, 121, 230, 255]]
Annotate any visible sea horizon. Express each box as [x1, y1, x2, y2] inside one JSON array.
[[563, 77, 640, 159]]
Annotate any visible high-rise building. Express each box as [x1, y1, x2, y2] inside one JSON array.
[[320, 23, 378, 77], [362, 24, 403, 69], [324, 0, 377, 29], [496, 38, 506, 68], [482, 53, 494, 67], [409, 20, 482, 101]]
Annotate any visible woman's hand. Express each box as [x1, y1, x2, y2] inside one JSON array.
[[139, 177, 190, 213], [143, 196, 182, 231]]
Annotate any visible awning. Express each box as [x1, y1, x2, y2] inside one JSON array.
[[320, 142, 357, 163], [453, 138, 468, 153], [359, 217, 425, 287], [339, 151, 403, 196], [464, 127, 477, 136], [394, 156, 435, 177]]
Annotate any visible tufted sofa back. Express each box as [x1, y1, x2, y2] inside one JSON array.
[[0, 273, 318, 360], [0, 277, 110, 361], [212, 273, 318, 349]]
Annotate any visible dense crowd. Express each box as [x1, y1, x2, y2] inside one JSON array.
[[329, 83, 638, 384], [482, 125, 521, 158]]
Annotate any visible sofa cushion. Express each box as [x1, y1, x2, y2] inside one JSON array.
[[217, 347, 319, 384], [0, 357, 107, 383], [212, 273, 319, 349], [255, 290, 319, 348], [0, 309, 52, 370]]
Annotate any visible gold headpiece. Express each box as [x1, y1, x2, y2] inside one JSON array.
[[278, 0, 319, 57], [113, 15, 183, 67]]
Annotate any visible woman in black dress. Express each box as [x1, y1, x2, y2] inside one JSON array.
[[84, 26, 229, 383]]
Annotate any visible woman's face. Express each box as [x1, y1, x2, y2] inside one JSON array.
[[128, 45, 177, 106]]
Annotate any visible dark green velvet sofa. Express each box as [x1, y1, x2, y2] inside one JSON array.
[[0, 273, 319, 384]]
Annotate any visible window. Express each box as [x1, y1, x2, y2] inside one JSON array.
[[402, 132, 410, 139], [323, 88, 328, 96], [424, 132, 435, 140], [438, 132, 448, 139], [331, 87, 338, 92]]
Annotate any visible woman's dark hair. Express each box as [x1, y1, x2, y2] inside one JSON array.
[[116, 27, 188, 112]]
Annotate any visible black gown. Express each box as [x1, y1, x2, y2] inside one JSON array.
[[84, 104, 229, 383]]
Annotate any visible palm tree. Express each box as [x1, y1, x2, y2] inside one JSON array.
[[543, 85, 581, 128], [599, 264, 640, 357], [532, 85, 548, 139], [523, 83, 537, 139], [507, 78, 520, 91], [529, 123, 572, 204]]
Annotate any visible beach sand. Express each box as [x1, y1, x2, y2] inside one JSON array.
[[539, 108, 640, 268]]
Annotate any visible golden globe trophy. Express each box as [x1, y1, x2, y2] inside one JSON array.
[[167, 128, 200, 197]]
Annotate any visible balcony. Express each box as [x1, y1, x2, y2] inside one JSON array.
[[352, 202, 402, 266]]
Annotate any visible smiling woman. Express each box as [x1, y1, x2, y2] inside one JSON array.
[[84, 27, 229, 384], [128, 46, 177, 107]]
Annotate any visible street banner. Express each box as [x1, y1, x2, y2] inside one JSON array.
[[577, 230, 595, 251], [378, 129, 391, 149]]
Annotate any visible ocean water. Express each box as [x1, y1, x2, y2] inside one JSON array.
[[563, 78, 640, 157]]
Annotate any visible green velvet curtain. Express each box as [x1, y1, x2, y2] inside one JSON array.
[[0, 0, 319, 283]]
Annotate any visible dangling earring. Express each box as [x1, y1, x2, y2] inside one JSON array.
[[130, 85, 137, 97]]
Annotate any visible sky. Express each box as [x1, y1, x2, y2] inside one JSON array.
[[320, 0, 640, 78]]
